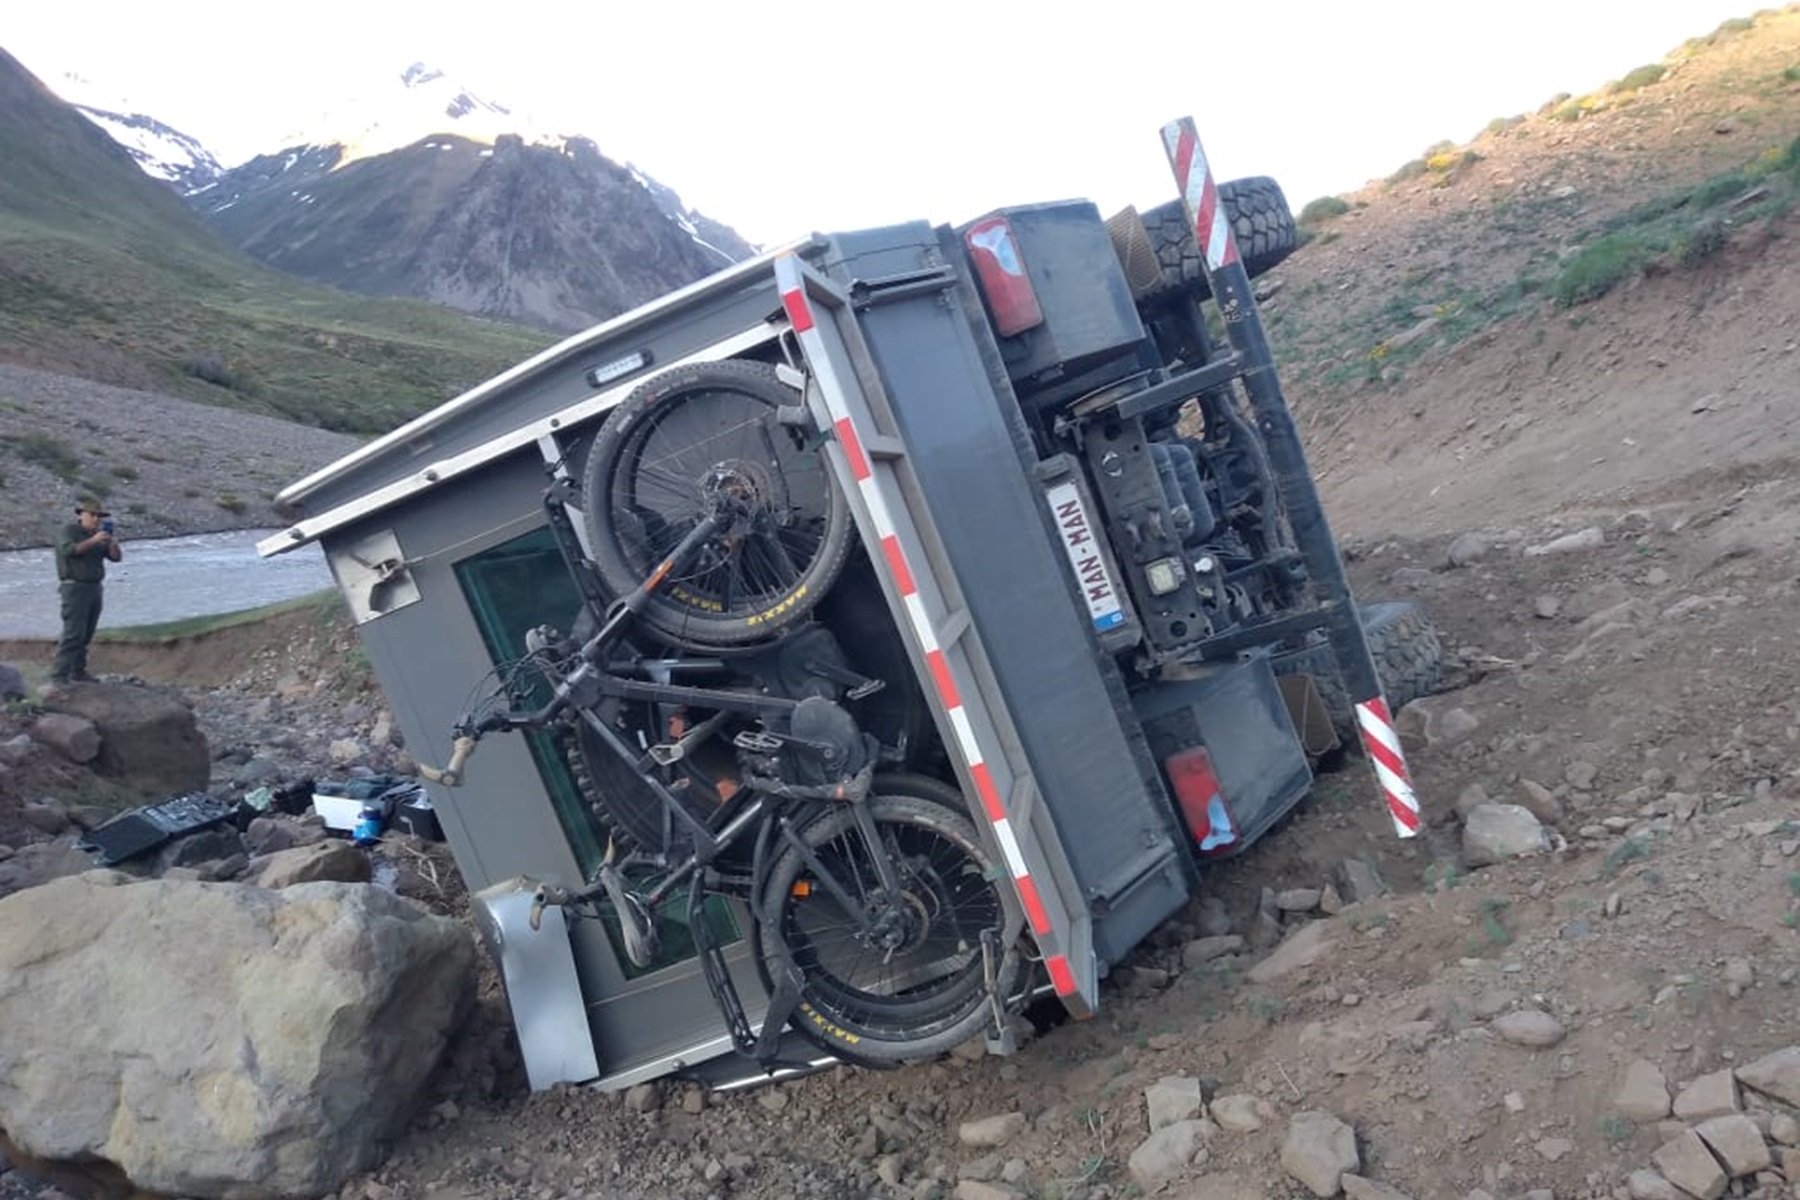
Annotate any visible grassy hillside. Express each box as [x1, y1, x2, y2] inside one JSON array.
[[0, 48, 552, 434], [1263, 9, 1800, 409]]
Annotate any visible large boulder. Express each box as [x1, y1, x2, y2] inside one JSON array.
[[39, 683, 209, 798], [0, 872, 475, 1199]]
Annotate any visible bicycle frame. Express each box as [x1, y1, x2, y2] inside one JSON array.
[[437, 489, 933, 1066]]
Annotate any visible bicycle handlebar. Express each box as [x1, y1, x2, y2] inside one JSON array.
[[417, 735, 479, 786]]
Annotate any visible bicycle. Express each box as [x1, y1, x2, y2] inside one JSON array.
[[422, 360, 1027, 1069]]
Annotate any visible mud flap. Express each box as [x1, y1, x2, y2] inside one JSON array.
[[1276, 674, 1342, 758], [471, 878, 601, 1090], [1134, 656, 1314, 858]]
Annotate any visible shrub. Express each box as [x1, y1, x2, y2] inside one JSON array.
[[109, 464, 139, 481], [1299, 196, 1351, 224], [1387, 159, 1428, 186], [1691, 170, 1758, 209], [184, 353, 242, 391], [1554, 234, 1653, 306], [1550, 99, 1589, 123], [1611, 64, 1668, 94], [1678, 217, 1729, 266], [1484, 115, 1525, 137], [216, 492, 248, 515], [7, 432, 82, 481]]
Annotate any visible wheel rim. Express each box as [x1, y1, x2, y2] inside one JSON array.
[[612, 386, 835, 620], [777, 814, 998, 1035]]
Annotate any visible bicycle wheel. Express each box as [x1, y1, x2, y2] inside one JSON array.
[[756, 776, 1024, 1065], [583, 360, 853, 648]]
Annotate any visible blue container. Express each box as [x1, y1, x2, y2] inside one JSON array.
[[352, 803, 386, 846]]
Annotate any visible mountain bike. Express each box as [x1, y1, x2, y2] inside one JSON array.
[[422, 360, 1026, 1068]]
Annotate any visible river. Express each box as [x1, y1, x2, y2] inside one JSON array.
[[0, 530, 334, 639]]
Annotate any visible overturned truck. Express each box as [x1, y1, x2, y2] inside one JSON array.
[[260, 120, 1440, 1091]]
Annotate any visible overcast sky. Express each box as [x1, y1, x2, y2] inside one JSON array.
[[6, 0, 1758, 246]]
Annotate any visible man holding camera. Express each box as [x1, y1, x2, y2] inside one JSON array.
[[52, 496, 123, 685]]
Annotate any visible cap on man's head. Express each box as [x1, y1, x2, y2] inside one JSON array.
[[74, 496, 112, 517]]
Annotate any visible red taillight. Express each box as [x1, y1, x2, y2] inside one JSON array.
[[964, 216, 1044, 337], [1166, 746, 1239, 855]]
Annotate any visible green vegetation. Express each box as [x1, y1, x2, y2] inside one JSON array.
[[215, 492, 248, 515], [1478, 897, 1513, 946], [2, 431, 81, 480], [1386, 158, 1428, 186], [1596, 1113, 1637, 1147], [1554, 233, 1655, 306], [1601, 836, 1655, 879], [1385, 141, 1482, 189], [1549, 95, 1596, 123], [1299, 196, 1351, 224], [1548, 137, 1800, 306], [0, 222, 552, 433], [1611, 64, 1668, 93], [0, 79, 553, 435]]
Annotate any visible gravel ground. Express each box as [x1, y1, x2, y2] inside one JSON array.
[[0, 362, 368, 551]]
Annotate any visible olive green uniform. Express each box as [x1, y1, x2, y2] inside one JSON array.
[[53, 519, 108, 681]]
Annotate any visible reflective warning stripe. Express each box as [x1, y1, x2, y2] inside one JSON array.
[[1161, 119, 1240, 272], [777, 260, 1079, 999], [1355, 696, 1421, 838]]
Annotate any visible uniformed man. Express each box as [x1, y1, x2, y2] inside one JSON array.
[[52, 496, 123, 685]]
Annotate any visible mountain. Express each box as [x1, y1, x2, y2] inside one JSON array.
[[0, 46, 549, 434], [72, 104, 224, 194], [193, 127, 746, 333], [104, 61, 758, 333]]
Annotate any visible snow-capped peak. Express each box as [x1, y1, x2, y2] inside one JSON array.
[[73, 105, 224, 194], [268, 61, 569, 165]]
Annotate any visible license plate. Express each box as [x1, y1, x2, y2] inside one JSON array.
[[1045, 481, 1125, 632]]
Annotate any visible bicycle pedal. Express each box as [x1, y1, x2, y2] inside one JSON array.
[[733, 729, 783, 753]]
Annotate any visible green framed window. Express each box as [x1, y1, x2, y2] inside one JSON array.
[[455, 523, 741, 975], [454, 525, 606, 875]]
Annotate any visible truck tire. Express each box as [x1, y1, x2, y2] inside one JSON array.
[[1271, 601, 1444, 744], [582, 360, 853, 648], [1139, 176, 1298, 302]]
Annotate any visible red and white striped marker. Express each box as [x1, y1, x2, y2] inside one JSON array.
[[1163, 115, 1422, 840], [1161, 118, 1241, 273], [776, 259, 1081, 1001], [1356, 697, 1421, 838]]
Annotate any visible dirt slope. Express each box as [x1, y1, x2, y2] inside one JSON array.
[[5, 11, 1800, 1200]]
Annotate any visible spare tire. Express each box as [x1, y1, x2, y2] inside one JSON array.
[[1137, 176, 1298, 303], [1270, 601, 1444, 745]]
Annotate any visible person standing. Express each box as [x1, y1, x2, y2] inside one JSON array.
[[52, 496, 123, 685]]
